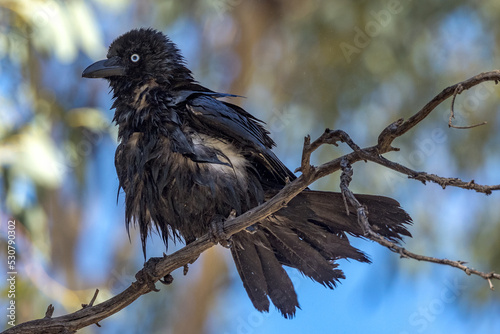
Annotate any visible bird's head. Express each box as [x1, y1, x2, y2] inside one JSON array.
[[82, 28, 193, 89]]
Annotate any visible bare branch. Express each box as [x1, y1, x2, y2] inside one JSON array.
[[378, 70, 500, 151], [361, 154, 500, 195], [410, 173, 500, 194], [366, 230, 500, 287], [449, 83, 488, 129], [335, 161, 500, 288], [6, 70, 500, 334], [296, 128, 360, 175]]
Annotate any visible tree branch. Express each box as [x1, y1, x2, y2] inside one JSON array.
[[5, 71, 500, 334], [367, 230, 500, 286], [377, 70, 500, 151]]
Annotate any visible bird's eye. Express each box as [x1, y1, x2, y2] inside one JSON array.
[[130, 54, 140, 62]]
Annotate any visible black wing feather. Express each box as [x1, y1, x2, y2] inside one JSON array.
[[183, 94, 295, 185]]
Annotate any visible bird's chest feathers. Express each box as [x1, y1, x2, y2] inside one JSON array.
[[132, 80, 159, 111], [118, 128, 259, 237]]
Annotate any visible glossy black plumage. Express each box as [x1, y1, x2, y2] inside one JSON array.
[[83, 28, 412, 318]]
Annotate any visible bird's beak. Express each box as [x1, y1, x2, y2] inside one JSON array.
[[82, 56, 125, 78]]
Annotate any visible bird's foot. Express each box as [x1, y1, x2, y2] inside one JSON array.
[[135, 257, 162, 292], [210, 220, 232, 248], [210, 210, 235, 248]]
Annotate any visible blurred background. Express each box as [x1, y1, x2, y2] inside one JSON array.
[[1, 0, 500, 333]]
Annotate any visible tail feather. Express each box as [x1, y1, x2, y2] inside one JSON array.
[[230, 190, 412, 318], [232, 231, 300, 317], [254, 234, 299, 318], [284, 218, 370, 263], [230, 232, 270, 313], [282, 190, 412, 240], [263, 223, 344, 288]]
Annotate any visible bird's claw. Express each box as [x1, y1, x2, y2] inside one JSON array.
[[210, 212, 234, 248], [159, 274, 174, 285], [135, 257, 162, 292], [135, 270, 160, 292]]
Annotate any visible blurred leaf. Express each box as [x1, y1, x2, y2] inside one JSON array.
[[66, 108, 108, 130], [67, 0, 106, 59], [8, 117, 64, 187]]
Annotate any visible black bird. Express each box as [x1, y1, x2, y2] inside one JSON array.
[[83, 28, 411, 318]]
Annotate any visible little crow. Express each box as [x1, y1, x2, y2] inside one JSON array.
[[83, 28, 411, 318]]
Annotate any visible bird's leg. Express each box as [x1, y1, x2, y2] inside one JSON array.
[[209, 209, 236, 248]]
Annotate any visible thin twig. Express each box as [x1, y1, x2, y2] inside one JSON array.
[[448, 84, 463, 126], [44, 305, 54, 319], [366, 229, 500, 286], [448, 83, 488, 129], [377, 70, 500, 151], [449, 120, 488, 130], [81, 289, 99, 309], [361, 154, 500, 195]]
